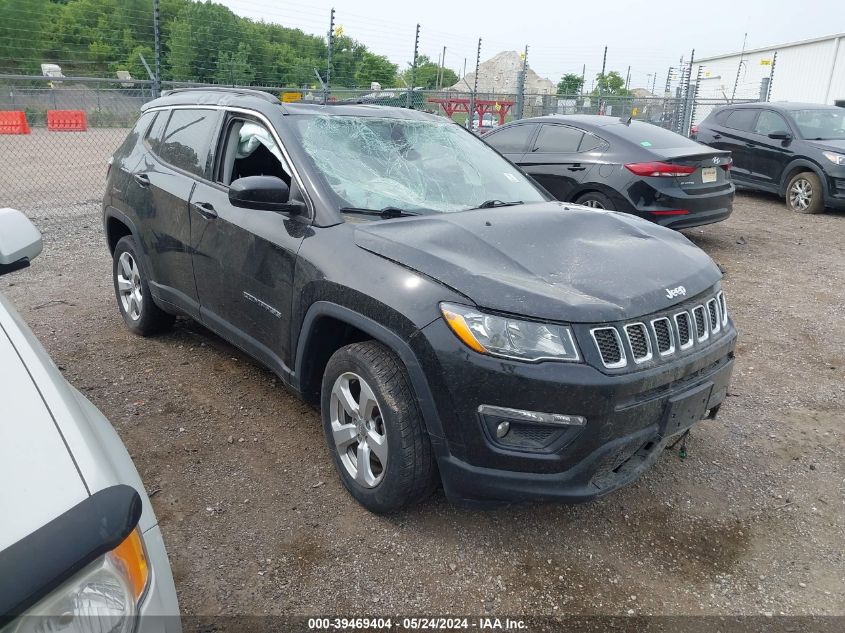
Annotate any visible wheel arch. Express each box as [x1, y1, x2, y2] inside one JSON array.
[[294, 301, 445, 439], [104, 208, 139, 254], [570, 183, 630, 210], [778, 159, 828, 198]]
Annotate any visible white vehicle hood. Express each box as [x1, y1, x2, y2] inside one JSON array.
[[0, 293, 155, 553], [0, 312, 87, 551]]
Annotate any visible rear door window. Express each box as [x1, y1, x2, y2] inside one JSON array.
[[485, 124, 538, 153], [533, 124, 584, 153], [753, 111, 790, 136], [724, 109, 759, 132], [157, 109, 219, 178]]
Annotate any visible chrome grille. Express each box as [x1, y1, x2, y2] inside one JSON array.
[[692, 305, 709, 341], [589, 291, 728, 370], [675, 311, 693, 350], [624, 323, 652, 363], [591, 327, 626, 368], [651, 317, 674, 355]]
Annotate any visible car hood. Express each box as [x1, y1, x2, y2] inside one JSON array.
[[0, 308, 88, 552], [806, 139, 845, 152], [0, 292, 156, 553], [354, 202, 721, 323]]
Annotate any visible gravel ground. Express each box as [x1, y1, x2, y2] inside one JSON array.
[[3, 193, 843, 617]]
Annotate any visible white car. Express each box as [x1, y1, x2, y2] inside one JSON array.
[[0, 208, 180, 631]]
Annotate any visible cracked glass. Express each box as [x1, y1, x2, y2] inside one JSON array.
[[290, 115, 547, 214]]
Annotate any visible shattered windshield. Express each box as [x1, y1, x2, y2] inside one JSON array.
[[290, 115, 547, 214]]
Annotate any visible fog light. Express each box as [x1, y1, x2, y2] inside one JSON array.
[[478, 405, 586, 427], [495, 421, 511, 438]]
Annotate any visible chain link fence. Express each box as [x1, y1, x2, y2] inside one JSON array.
[[1, 74, 755, 229]]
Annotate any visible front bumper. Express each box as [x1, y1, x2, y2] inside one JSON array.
[[415, 315, 736, 504]]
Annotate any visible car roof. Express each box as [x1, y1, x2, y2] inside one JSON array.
[[720, 101, 841, 111], [142, 87, 444, 122], [512, 114, 626, 128]]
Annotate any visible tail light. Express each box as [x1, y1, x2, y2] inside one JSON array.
[[624, 162, 696, 177], [720, 161, 732, 171], [690, 125, 698, 137]]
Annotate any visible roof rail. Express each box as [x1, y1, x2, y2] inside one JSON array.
[[161, 86, 281, 104]]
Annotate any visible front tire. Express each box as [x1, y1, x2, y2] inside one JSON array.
[[786, 171, 824, 214], [321, 341, 437, 513], [112, 235, 175, 336], [575, 191, 615, 210]]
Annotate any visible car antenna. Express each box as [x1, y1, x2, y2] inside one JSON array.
[[619, 106, 635, 126]]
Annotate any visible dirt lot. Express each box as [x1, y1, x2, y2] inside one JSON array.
[[3, 193, 843, 617]]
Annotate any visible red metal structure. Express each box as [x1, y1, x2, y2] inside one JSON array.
[[427, 97, 515, 127]]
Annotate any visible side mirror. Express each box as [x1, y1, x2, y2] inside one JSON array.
[[0, 208, 42, 275], [228, 176, 304, 214], [768, 130, 792, 140]]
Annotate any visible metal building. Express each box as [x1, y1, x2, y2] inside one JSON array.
[[690, 32, 845, 122]]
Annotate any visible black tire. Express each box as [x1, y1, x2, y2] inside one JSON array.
[[320, 341, 437, 513], [785, 171, 825, 214], [575, 191, 615, 210], [112, 235, 175, 336]]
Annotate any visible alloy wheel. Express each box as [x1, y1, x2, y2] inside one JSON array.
[[789, 178, 813, 211], [329, 372, 388, 488], [116, 251, 143, 320], [583, 199, 604, 209]]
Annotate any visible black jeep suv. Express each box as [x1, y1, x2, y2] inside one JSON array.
[[695, 102, 845, 214], [103, 88, 737, 513]]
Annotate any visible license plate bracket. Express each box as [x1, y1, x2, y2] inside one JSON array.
[[702, 167, 717, 183], [660, 382, 713, 438]]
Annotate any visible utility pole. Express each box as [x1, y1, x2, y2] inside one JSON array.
[[437, 45, 446, 90], [730, 32, 747, 103], [468, 37, 481, 129], [516, 44, 528, 119], [580, 63, 585, 96], [651, 70, 657, 94], [153, 0, 161, 97], [407, 23, 420, 108], [598, 45, 607, 111], [625, 65, 631, 91], [324, 8, 335, 104]]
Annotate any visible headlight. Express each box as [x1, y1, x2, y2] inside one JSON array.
[[822, 151, 845, 166], [440, 302, 580, 362], [12, 529, 149, 633]]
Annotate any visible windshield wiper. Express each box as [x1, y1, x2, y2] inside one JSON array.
[[473, 199, 523, 209], [339, 206, 422, 219]]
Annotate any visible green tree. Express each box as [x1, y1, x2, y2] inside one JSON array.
[[355, 51, 397, 88], [399, 55, 458, 89], [215, 43, 254, 86], [593, 70, 629, 96], [556, 73, 583, 95]]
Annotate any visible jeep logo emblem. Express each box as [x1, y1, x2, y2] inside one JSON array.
[[665, 285, 687, 299]]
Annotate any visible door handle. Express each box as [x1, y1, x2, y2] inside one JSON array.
[[745, 142, 756, 148], [194, 201, 218, 219], [713, 134, 722, 139], [567, 165, 586, 171], [133, 173, 150, 187]]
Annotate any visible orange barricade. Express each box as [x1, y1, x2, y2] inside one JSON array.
[[47, 110, 87, 132], [0, 111, 31, 134]]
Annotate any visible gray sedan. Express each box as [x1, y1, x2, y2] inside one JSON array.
[[0, 208, 180, 631]]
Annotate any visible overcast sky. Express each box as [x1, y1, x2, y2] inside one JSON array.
[[221, 0, 843, 89]]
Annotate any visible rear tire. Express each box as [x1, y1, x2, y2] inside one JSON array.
[[112, 235, 175, 336], [786, 171, 824, 214], [575, 191, 615, 210], [320, 341, 437, 514]]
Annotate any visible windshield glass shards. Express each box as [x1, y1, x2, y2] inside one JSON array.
[[291, 115, 546, 214]]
